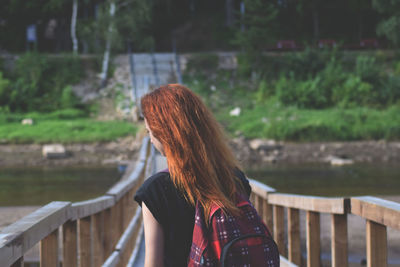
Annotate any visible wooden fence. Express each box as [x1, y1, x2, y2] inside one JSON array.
[[0, 137, 152, 267], [1, 135, 399, 267], [249, 179, 400, 267]]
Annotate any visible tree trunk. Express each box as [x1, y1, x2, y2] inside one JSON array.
[[100, 1, 116, 88], [71, 0, 78, 54], [312, 2, 319, 43], [225, 0, 234, 27]]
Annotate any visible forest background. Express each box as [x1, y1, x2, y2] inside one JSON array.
[[0, 0, 399, 142]]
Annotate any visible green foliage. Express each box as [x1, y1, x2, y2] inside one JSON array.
[[185, 53, 219, 76], [372, 0, 400, 46], [233, 0, 278, 53], [0, 72, 11, 106], [255, 51, 400, 109], [233, 0, 278, 71], [77, 0, 153, 53], [217, 100, 400, 141], [1, 53, 84, 112]]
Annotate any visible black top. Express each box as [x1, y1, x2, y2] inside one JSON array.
[[134, 169, 251, 267]]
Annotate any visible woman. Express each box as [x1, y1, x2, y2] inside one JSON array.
[[134, 84, 251, 267]]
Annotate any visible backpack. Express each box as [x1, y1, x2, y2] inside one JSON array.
[[188, 194, 280, 267]]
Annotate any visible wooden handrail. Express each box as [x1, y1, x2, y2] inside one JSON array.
[[268, 193, 348, 214], [2, 139, 398, 267], [351, 196, 400, 230], [0, 137, 151, 267], [248, 178, 400, 267]]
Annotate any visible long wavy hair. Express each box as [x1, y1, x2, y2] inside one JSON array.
[[141, 84, 244, 220]]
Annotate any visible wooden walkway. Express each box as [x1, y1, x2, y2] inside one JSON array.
[[0, 137, 399, 267]]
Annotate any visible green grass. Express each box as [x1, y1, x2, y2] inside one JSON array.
[[0, 109, 137, 144], [216, 100, 400, 141]]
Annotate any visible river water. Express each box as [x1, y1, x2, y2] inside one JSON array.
[[0, 166, 120, 206], [1, 163, 398, 206], [245, 162, 400, 197]]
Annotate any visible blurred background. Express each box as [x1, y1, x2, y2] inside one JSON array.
[[0, 0, 399, 202], [0, 1, 400, 265]]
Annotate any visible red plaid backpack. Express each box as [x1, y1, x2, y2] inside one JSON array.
[[188, 194, 280, 267]]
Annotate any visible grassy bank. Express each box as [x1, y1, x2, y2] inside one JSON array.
[[216, 100, 400, 141], [0, 109, 137, 144], [185, 50, 400, 141]]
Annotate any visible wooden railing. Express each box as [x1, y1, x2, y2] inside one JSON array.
[[2, 136, 399, 267], [0, 137, 152, 267], [249, 179, 400, 267]]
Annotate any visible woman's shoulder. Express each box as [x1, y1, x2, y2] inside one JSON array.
[[138, 171, 172, 192]]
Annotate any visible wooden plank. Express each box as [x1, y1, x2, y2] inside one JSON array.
[[288, 208, 301, 266], [63, 220, 77, 267], [269, 193, 347, 214], [250, 192, 256, 205], [102, 251, 120, 267], [103, 208, 113, 260], [107, 162, 145, 201], [40, 229, 59, 267], [248, 179, 276, 199], [10, 257, 23, 267], [115, 209, 142, 267], [92, 212, 104, 267], [366, 220, 387, 267], [280, 255, 299, 267], [71, 196, 115, 220], [331, 214, 348, 267], [0, 201, 70, 267], [78, 216, 91, 267], [127, 224, 144, 266], [306, 211, 320, 267], [254, 195, 263, 216], [351, 196, 400, 230], [273, 205, 286, 257], [123, 194, 131, 229], [110, 204, 119, 249], [262, 199, 273, 236], [115, 208, 142, 252]]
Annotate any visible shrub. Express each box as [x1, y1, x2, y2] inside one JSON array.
[[0, 72, 11, 108], [5, 53, 84, 112], [333, 75, 374, 108]]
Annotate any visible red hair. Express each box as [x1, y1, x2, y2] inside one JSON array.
[[141, 84, 243, 220]]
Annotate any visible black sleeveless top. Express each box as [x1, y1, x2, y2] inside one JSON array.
[[134, 169, 251, 267]]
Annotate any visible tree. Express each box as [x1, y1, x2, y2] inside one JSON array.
[[233, 0, 278, 72], [71, 0, 78, 54], [372, 0, 400, 46], [234, 0, 278, 53], [77, 0, 152, 87]]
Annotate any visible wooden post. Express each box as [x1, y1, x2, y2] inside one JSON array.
[[79, 216, 92, 267], [331, 214, 348, 267], [10, 258, 23, 267], [103, 208, 113, 260], [117, 199, 124, 237], [366, 220, 387, 267], [288, 208, 301, 265], [306, 211, 321, 267], [263, 199, 273, 236], [92, 212, 104, 266], [273, 205, 286, 257], [123, 194, 131, 229], [250, 193, 256, 205], [63, 220, 78, 267], [110, 203, 119, 249], [41, 229, 59, 267], [254, 195, 262, 216]]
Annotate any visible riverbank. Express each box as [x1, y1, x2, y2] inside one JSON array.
[[1, 137, 399, 168]]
